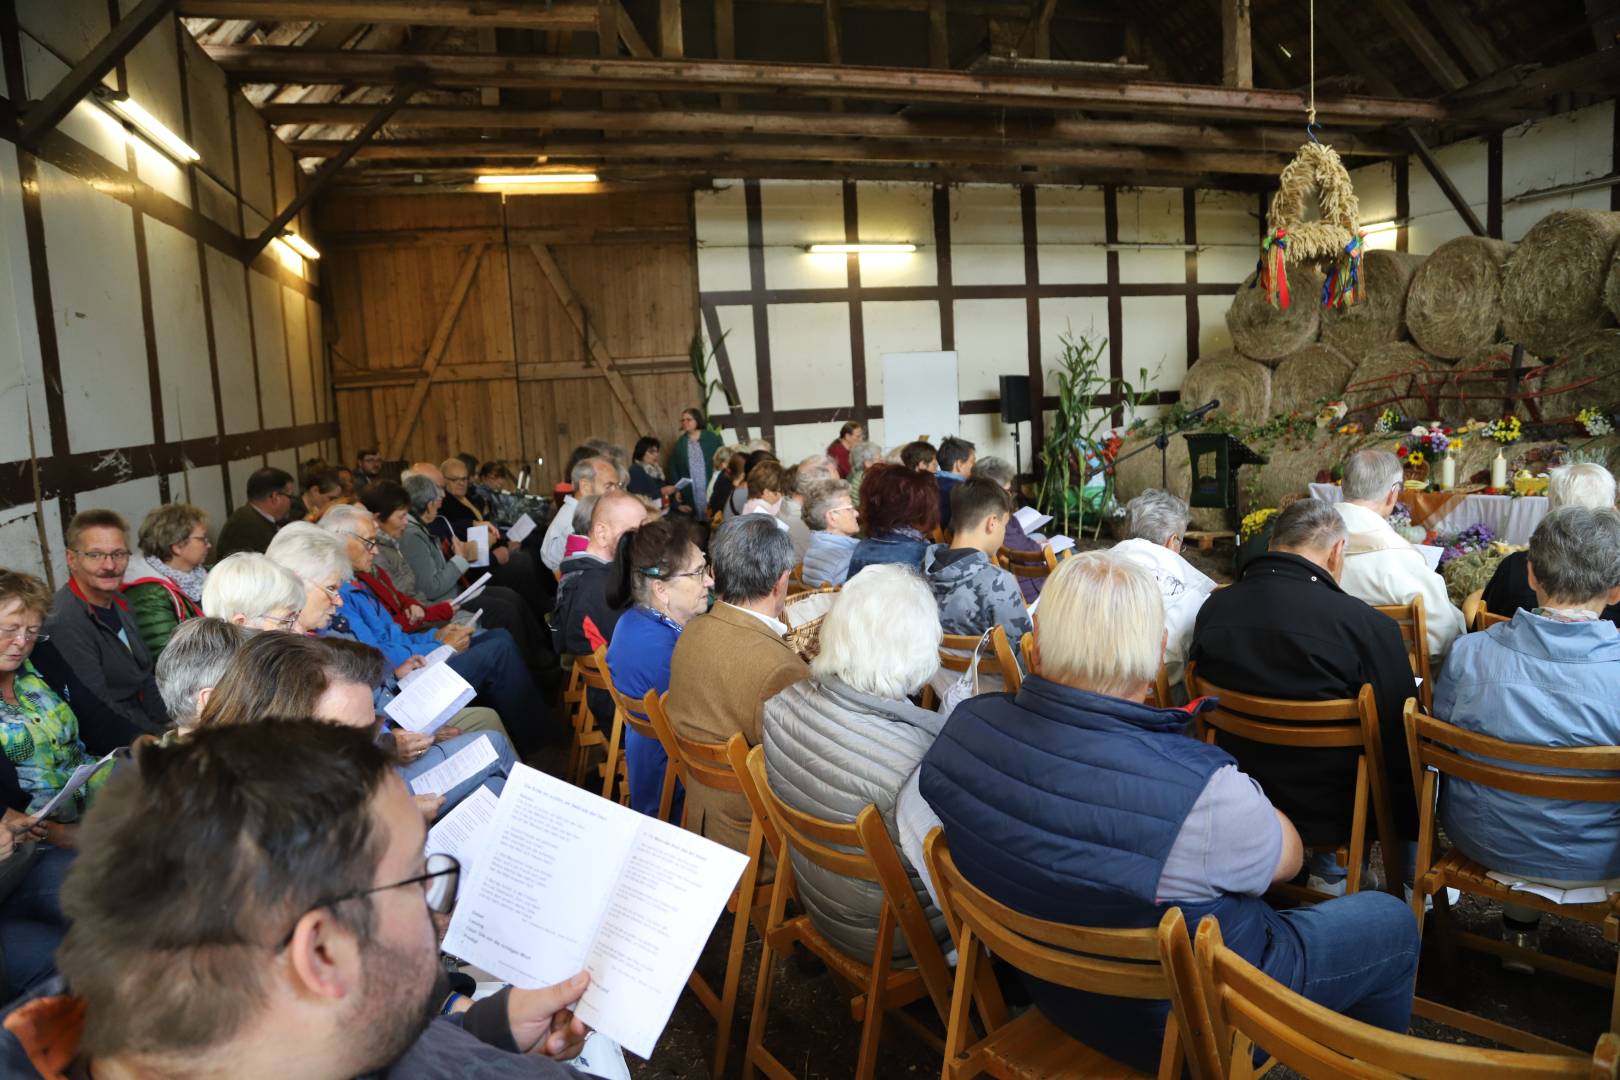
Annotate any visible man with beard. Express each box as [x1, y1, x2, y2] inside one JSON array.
[[0, 721, 592, 1078]]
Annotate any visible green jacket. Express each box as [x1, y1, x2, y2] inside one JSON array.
[[666, 428, 724, 507], [121, 555, 203, 658]]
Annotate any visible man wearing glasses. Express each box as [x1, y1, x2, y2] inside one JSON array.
[[214, 466, 298, 561], [0, 721, 595, 1079], [43, 509, 169, 737]]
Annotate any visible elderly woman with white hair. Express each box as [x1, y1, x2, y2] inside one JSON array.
[[760, 564, 951, 964], [1483, 461, 1620, 625], [200, 553, 307, 633], [263, 522, 351, 634], [916, 550, 1419, 1074], [1111, 488, 1217, 700]]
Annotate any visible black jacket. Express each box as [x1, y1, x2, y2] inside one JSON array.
[[550, 554, 622, 658], [212, 503, 281, 560], [1483, 550, 1620, 627], [1188, 552, 1417, 845]]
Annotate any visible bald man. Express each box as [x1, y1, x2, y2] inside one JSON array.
[[552, 492, 646, 725]]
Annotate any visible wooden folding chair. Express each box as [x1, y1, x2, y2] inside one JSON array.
[[742, 745, 955, 1080], [924, 830, 1219, 1080], [997, 545, 1060, 580], [1184, 663, 1402, 900], [990, 624, 1023, 694], [1147, 662, 1173, 708], [1462, 588, 1486, 631], [1478, 600, 1510, 630], [1194, 917, 1620, 1078], [566, 649, 611, 785], [1373, 596, 1434, 711], [787, 561, 809, 595], [1404, 702, 1620, 1043], [593, 647, 680, 817]]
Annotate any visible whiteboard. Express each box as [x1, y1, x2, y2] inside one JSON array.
[[880, 351, 959, 445]]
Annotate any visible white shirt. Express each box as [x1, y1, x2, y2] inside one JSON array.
[[1335, 501, 1467, 659], [1110, 537, 1218, 694], [722, 600, 788, 638], [539, 494, 578, 572]]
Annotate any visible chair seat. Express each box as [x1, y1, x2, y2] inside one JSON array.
[[952, 1008, 1151, 1080], [1424, 850, 1620, 940]]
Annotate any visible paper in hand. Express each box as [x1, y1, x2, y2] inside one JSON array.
[[674, 477, 693, 490], [399, 644, 456, 688], [384, 662, 475, 734], [506, 513, 538, 544], [450, 572, 492, 609], [32, 750, 118, 821], [409, 735, 499, 796], [1014, 505, 1053, 534], [425, 786, 500, 875], [467, 525, 491, 568]]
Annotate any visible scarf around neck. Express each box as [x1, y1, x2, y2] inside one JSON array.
[[151, 559, 208, 604]]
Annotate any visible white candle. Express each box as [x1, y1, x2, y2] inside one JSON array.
[[1439, 455, 1455, 490], [1491, 450, 1507, 490]]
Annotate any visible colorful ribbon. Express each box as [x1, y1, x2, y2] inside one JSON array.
[[1322, 231, 1366, 309], [1255, 228, 1290, 309]]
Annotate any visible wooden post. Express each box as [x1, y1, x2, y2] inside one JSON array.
[[928, 0, 948, 67], [660, 0, 683, 57], [1406, 126, 1486, 237], [1220, 0, 1253, 89], [715, 0, 736, 109], [825, 0, 843, 111], [384, 242, 488, 460]]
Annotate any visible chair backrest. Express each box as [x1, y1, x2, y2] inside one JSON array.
[[1147, 662, 1173, 709], [939, 631, 990, 674], [1403, 700, 1620, 806], [663, 702, 744, 795], [574, 647, 609, 692], [787, 561, 809, 595], [1184, 663, 1375, 752], [991, 624, 1023, 693], [595, 645, 660, 743], [1478, 601, 1510, 630], [1461, 588, 1485, 631], [1194, 917, 1620, 1078], [997, 545, 1058, 579], [1372, 596, 1432, 703], [1019, 630, 1035, 675], [727, 732, 784, 861]]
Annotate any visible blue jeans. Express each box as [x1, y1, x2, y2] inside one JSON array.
[[445, 628, 550, 753], [625, 728, 683, 822], [399, 731, 517, 820], [1276, 890, 1419, 1034], [0, 844, 74, 1000]]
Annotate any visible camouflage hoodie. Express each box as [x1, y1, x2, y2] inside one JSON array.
[[922, 544, 1033, 644]]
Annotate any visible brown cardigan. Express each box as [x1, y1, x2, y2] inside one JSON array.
[[666, 601, 809, 855]]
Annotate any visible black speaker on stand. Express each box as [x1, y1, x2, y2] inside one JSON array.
[[999, 375, 1033, 475]]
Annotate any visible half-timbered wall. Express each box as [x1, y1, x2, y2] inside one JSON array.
[[0, 1, 332, 584]]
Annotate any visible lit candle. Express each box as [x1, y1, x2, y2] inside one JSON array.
[[1491, 450, 1507, 490], [1439, 455, 1455, 490]]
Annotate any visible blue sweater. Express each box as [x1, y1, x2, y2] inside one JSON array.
[[338, 581, 440, 669], [606, 605, 685, 819], [1435, 610, 1620, 880], [847, 529, 929, 578]]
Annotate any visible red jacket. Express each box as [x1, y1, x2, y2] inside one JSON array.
[[355, 568, 453, 633]]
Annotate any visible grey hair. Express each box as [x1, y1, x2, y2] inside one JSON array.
[[812, 565, 940, 698], [850, 440, 884, 471], [1125, 489, 1191, 546], [570, 457, 603, 487], [572, 495, 599, 535], [795, 455, 838, 492], [1528, 506, 1620, 605], [266, 521, 353, 583], [974, 455, 1015, 487], [156, 617, 243, 728], [712, 514, 797, 602], [137, 503, 208, 562], [1548, 462, 1617, 512], [801, 478, 853, 531], [402, 473, 441, 516], [201, 553, 307, 622], [1341, 449, 1403, 503], [318, 503, 374, 536], [1268, 498, 1348, 552]]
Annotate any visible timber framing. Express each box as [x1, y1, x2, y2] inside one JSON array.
[[16, 0, 179, 145]]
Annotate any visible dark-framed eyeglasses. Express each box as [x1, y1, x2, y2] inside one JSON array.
[[341, 531, 379, 553], [70, 548, 132, 564], [278, 852, 460, 949]]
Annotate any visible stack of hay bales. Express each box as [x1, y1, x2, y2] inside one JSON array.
[[1272, 342, 1358, 416], [1319, 250, 1425, 361], [1501, 210, 1620, 354], [1406, 237, 1513, 359], [1225, 267, 1323, 363], [1345, 342, 1439, 418], [1177, 349, 1272, 423]]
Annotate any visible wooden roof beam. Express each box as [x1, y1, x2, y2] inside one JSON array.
[[1446, 46, 1620, 119], [1221, 0, 1253, 89], [18, 0, 180, 146], [176, 0, 602, 29], [1370, 0, 1467, 90], [206, 47, 1451, 124]]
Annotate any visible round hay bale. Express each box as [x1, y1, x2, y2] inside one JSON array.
[[1225, 267, 1323, 363], [1180, 353, 1272, 423], [1345, 342, 1438, 419], [1606, 245, 1620, 324], [1320, 250, 1424, 359], [1529, 329, 1620, 418], [1501, 209, 1620, 355], [1446, 342, 1529, 419], [1407, 237, 1512, 358], [1271, 342, 1357, 416]]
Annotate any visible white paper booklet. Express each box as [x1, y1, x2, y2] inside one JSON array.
[[1013, 505, 1052, 534], [32, 750, 119, 821], [425, 785, 500, 872], [409, 735, 499, 796], [384, 662, 474, 734], [399, 644, 456, 688], [443, 764, 749, 1059], [506, 513, 538, 544], [468, 525, 491, 568], [1486, 871, 1618, 906], [450, 572, 493, 609]]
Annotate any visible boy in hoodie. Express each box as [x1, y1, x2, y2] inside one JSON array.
[[923, 478, 1033, 645]]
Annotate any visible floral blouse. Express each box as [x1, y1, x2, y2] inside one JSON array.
[[0, 660, 107, 820]]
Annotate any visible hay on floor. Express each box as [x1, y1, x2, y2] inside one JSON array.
[[1345, 342, 1440, 419], [1271, 342, 1358, 416], [1179, 353, 1273, 423], [1527, 329, 1620, 419], [1501, 209, 1620, 356], [1320, 251, 1424, 360], [1407, 237, 1513, 359], [1225, 267, 1323, 363]]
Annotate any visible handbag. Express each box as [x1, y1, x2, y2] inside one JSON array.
[[937, 629, 995, 719]]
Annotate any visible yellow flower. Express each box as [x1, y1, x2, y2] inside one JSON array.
[[1406, 450, 1425, 466]]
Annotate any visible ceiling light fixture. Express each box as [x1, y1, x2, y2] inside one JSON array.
[[1360, 219, 1402, 234], [805, 243, 918, 254], [280, 231, 321, 260], [473, 172, 599, 185], [98, 90, 200, 163]]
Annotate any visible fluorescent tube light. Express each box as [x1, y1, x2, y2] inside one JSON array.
[[101, 93, 200, 163], [1360, 220, 1401, 234], [280, 231, 321, 261], [473, 172, 599, 185], [805, 243, 917, 254]]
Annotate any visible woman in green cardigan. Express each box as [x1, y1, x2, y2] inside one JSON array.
[[666, 406, 724, 519], [121, 503, 210, 658]]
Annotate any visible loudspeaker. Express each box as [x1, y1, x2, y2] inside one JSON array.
[[999, 375, 1032, 424]]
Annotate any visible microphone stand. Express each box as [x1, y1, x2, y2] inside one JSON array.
[[1104, 406, 1216, 490]]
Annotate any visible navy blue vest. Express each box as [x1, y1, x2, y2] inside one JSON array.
[[920, 676, 1300, 1072]]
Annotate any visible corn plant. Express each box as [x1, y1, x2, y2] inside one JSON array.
[[1038, 330, 1151, 537]]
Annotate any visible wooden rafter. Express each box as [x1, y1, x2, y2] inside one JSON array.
[[1405, 126, 1486, 236], [1369, 0, 1467, 90], [385, 242, 489, 460], [1447, 46, 1620, 119], [17, 0, 181, 145], [1220, 0, 1253, 89], [205, 47, 1451, 124], [660, 0, 683, 57], [927, 0, 948, 67], [1419, 0, 1506, 79], [527, 244, 655, 435], [176, 0, 601, 28]]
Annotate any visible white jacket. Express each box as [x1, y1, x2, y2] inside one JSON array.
[[539, 494, 577, 572], [1110, 537, 1218, 693], [1335, 501, 1466, 659]]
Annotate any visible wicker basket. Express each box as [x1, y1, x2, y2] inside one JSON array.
[[1402, 462, 1430, 485], [783, 587, 838, 662]]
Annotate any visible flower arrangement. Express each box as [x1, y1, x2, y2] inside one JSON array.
[[1483, 415, 1522, 444], [1240, 507, 1279, 541], [1373, 408, 1402, 435], [1336, 422, 1363, 435], [1578, 408, 1613, 437], [1389, 501, 1413, 529], [1315, 400, 1348, 430], [1439, 522, 1495, 566]]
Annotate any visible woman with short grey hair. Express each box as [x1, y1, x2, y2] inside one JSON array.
[[154, 617, 244, 733], [1484, 462, 1620, 624], [799, 479, 860, 587], [1111, 489, 1216, 701], [201, 553, 307, 633], [123, 503, 212, 657], [847, 440, 884, 499], [397, 473, 479, 605], [762, 564, 950, 962]]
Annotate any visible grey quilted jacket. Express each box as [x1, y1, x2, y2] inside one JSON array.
[[761, 676, 951, 964]]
